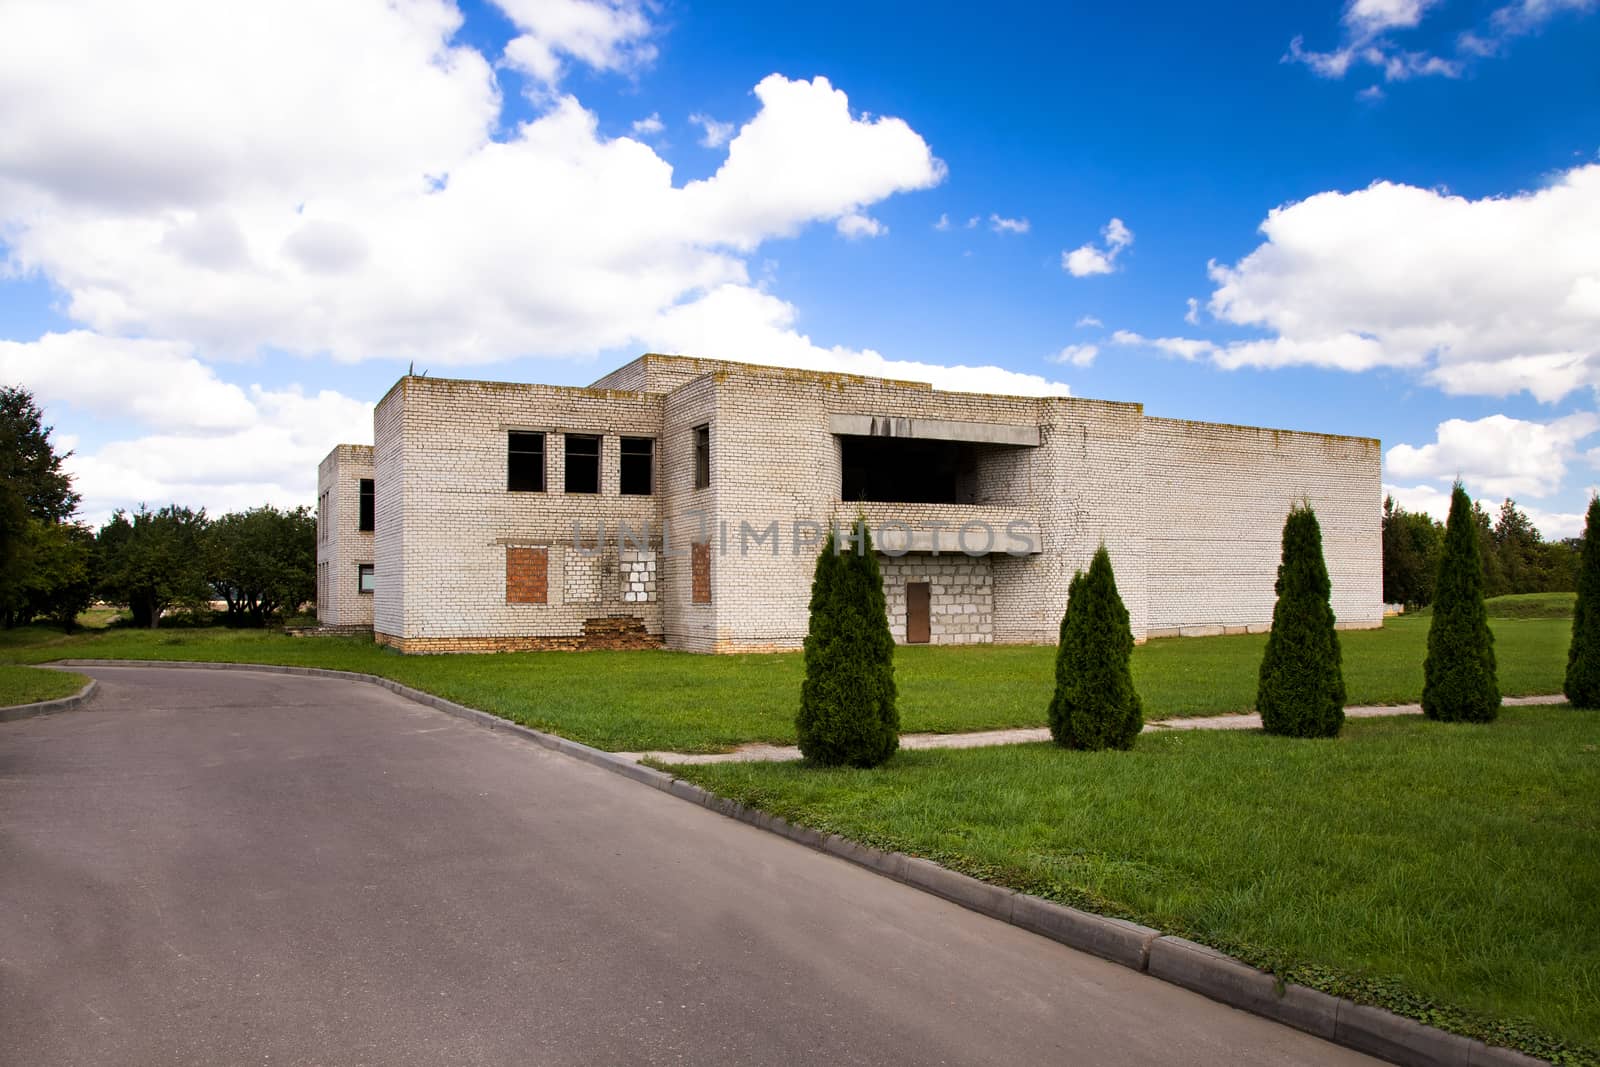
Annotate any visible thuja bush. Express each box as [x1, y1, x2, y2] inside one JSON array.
[[1423, 483, 1499, 722], [1564, 496, 1600, 709], [1256, 502, 1346, 738], [796, 523, 899, 767], [1048, 544, 1142, 750]]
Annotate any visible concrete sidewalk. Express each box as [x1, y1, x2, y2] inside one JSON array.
[[619, 694, 1568, 765]]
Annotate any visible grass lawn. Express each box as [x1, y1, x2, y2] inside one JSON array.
[[666, 707, 1600, 1063], [0, 610, 1572, 751], [0, 664, 87, 707]]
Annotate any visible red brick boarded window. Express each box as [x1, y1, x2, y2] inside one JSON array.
[[506, 546, 548, 604], [691, 541, 711, 604]]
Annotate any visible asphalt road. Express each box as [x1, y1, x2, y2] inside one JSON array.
[[0, 666, 1378, 1066]]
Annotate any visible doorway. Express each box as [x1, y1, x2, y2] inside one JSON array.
[[906, 582, 931, 644]]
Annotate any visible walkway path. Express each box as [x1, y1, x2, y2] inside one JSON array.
[[620, 694, 1568, 766]]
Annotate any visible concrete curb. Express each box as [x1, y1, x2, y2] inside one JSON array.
[[0, 677, 99, 722], [50, 658, 1553, 1067]]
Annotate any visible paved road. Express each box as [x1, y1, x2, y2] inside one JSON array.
[[0, 666, 1378, 1066]]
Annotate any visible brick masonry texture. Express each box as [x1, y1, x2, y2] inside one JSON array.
[[506, 546, 548, 604], [321, 354, 1382, 654]]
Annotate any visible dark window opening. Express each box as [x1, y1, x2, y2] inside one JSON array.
[[693, 424, 710, 489], [620, 437, 653, 496], [839, 436, 989, 504], [508, 432, 546, 492], [358, 479, 375, 532], [357, 564, 375, 594], [564, 433, 601, 494]]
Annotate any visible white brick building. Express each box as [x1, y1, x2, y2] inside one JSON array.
[[316, 354, 1383, 653]]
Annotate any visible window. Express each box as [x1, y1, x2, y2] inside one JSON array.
[[357, 564, 375, 594], [693, 424, 710, 489], [620, 437, 653, 496], [564, 433, 601, 494], [358, 479, 375, 532], [508, 432, 546, 492]]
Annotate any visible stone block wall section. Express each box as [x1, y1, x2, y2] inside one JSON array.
[[315, 444, 374, 628], [335, 353, 1382, 654]]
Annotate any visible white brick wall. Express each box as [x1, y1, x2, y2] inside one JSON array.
[[315, 444, 374, 627], [347, 355, 1383, 652]]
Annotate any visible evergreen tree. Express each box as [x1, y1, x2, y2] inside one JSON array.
[[1564, 497, 1600, 708], [1256, 503, 1345, 737], [1048, 545, 1142, 750], [1423, 484, 1499, 722], [797, 522, 899, 767]]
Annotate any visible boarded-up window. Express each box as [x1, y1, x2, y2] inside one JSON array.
[[691, 541, 711, 604], [506, 546, 548, 604], [358, 479, 375, 531]]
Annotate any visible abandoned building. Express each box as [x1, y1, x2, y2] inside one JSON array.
[[315, 354, 1383, 653]]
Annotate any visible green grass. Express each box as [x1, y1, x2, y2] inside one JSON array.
[[666, 708, 1600, 1063], [0, 613, 1572, 751], [1410, 591, 1576, 620], [0, 664, 87, 707]]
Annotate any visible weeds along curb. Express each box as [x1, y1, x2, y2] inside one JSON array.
[[0, 677, 98, 723], [51, 659, 1552, 1067]]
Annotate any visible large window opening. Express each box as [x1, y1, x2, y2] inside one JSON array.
[[508, 432, 546, 492], [564, 433, 601, 494], [839, 436, 989, 504], [358, 479, 375, 532], [620, 437, 653, 496]]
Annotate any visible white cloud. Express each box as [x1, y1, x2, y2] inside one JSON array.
[[1109, 330, 1216, 361], [648, 284, 1070, 397], [0, 332, 372, 525], [836, 212, 887, 239], [1385, 412, 1600, 499], [1050, 343, 1098, 367], [1075, 315, 1103, 328], [689, 112, 735, 148], [989, 214, 1030, 235], [1195, 166, 1600, 400], [1346, 0, 1441, 33], [631, 112, 663, 136], [1184, 297, 1200, 324], [1063, 217, 1133, 277], [1357, 84, 1386, 103], [1382, 481, 1588, 539], [497, 0, 657, 90], [0, 19, 945, 362], [933, 212, 951, 231]]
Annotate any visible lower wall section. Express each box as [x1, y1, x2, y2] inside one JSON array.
[[376, 615, 662, 654]]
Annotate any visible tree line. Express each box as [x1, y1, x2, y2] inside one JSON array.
[[1383, 494, 1577, 609], [0, 386, 316, 631]]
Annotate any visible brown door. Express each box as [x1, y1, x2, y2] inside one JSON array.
[[906, 582, 931, 644]]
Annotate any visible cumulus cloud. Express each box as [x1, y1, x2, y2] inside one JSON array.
[[1385, 412, 1600, 500], [630, 112, 664, 136], [1184, 297, 1201, 324], [1109, 330, 1214, 361], [1075, 315, 1103, 328], [497, 0, 657, 89], [0, 332, 373, 526], [836, 212, 887, 239], [989, 214, 1030, 234], [1050, 343, 1098, 367], [1183, 166, 1600, 400], [689, 112, 735, 148], [1063, 217, 1133, 277]]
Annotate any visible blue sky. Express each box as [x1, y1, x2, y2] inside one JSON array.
[[1, 0, 1597, 533]]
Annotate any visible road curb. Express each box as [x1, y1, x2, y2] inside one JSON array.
[[0, 677, 98, 722], [50, 658, 1553, 1066]]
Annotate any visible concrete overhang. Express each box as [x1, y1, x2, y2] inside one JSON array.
[[828, 414, 1040, 447]]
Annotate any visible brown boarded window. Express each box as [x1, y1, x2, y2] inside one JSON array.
[[691, 541, 711, 604], [506, 546, 548, 604]]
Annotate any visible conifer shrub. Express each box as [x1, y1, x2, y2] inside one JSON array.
[[1048, 544, 1142, 750], [1423, 483, 1499, 722], [797, 522, 899, 767], [1563, 496, 1600, 708], [1256, 502, 1346, 737]]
